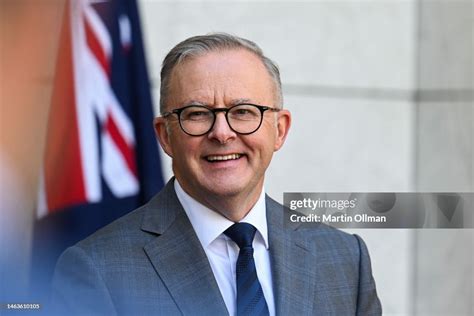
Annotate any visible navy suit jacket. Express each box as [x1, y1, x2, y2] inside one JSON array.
[[52, 179, 382, 315]]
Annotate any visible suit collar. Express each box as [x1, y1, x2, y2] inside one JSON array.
[[140, 178, 180, 235], [266, 195, 318, 315], [141, 178, 229, 315]]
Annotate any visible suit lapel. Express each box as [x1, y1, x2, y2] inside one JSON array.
[[140, 181, 322, 315], [266, 196, 318, 315], [141, 180, 228, 316]]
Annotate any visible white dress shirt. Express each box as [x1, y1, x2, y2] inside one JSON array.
[[174, 180, 275, 316]]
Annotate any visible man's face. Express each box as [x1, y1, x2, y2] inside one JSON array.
[[155, 49, 290, 207]]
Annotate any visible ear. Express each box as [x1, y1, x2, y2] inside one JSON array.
[[274, 109, 291, 151], [154, 117, 173, 158]]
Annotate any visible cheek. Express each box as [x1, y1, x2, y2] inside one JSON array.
[[171, 139, 202, 165], [246, 135, 276, 163], [257, 123, 278, 152]]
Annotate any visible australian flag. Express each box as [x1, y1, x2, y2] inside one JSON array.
[[31, 0, 164, 298]]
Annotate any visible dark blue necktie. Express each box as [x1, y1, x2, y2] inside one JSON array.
[[224, 223, 270, 316]]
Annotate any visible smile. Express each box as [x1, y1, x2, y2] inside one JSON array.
[[206, 154, 242, 162]]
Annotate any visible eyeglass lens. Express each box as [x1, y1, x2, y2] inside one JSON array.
[[179, 104, 263, 136]]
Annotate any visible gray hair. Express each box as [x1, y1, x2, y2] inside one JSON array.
[[159, 33, 283, 113]]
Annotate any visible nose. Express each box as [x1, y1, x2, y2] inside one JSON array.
[[207, 112, 237, 144]]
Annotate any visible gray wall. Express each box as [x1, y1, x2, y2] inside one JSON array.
[[138, 0, 473, 315], [414, 1, 473, 315]]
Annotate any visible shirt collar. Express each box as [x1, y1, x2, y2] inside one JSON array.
[[174, 179, 269, 249]]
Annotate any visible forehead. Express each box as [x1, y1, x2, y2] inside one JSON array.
[[167, 49, 275, 107]]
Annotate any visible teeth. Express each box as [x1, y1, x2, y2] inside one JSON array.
[[207, 154, 242, 161]]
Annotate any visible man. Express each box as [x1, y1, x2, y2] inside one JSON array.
[[52, 33, 382, 315]]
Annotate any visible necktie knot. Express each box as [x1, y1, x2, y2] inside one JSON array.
[[224, 222, 256, 249]]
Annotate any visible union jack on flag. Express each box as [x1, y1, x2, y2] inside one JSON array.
[[32, 0, 163, 294]]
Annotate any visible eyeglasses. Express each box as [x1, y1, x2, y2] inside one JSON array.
[[161, 103, 281, 136]]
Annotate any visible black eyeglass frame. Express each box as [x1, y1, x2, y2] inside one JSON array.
[[161, 103, 281, 136]]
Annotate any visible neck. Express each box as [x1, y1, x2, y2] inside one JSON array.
[[178, 181, 264, 222], [205, 190, 263, 222]]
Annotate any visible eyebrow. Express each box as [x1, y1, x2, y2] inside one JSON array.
[[181, 98, 254, 107], [229, 98, 252, 105], [181, 100, 207, 107]]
